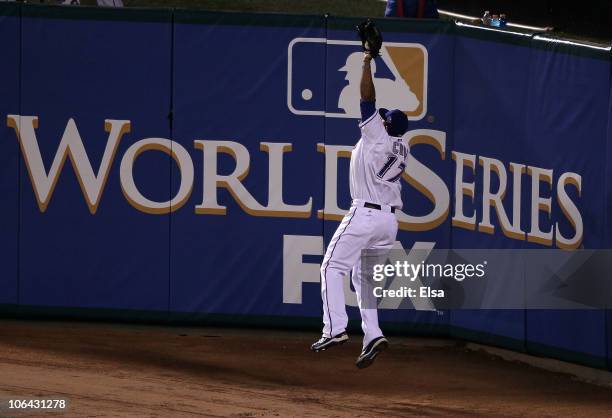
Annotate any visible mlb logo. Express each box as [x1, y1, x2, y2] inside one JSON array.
[[287, 38, 428, 120]]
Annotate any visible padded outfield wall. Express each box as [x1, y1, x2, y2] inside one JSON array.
[[0, 4, 611, 369]]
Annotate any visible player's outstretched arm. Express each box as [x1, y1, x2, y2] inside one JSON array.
[[360, 52, 375, 102]]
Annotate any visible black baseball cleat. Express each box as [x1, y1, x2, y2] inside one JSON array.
[[310, 332, 349, 352], [355, 336, 388, 369]]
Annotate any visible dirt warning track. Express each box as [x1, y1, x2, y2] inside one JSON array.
[[0, 320, 610, 417]]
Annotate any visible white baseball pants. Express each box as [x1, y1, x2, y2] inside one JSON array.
[[320, 200, 398, 347]]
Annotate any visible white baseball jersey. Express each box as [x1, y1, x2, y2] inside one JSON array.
[[349, 111, 409, 210], [318, 107, 408, 348]]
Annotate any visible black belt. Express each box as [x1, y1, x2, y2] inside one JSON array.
[[364, 202, 396, 213]]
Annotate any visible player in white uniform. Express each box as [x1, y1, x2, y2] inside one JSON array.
[[311, 51, 409, 369]]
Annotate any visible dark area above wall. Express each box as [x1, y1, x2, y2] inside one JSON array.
[[437, 0, 612, 40]]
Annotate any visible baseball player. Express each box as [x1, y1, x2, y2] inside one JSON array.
[[311, 48, 409, 369]]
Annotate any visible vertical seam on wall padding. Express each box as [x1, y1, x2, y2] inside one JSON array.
[[321, 14, 329, 330], [17, 3, 22, 307], [323, 14, 328, 236], [523, 33, 539, 354], [448, 19, 457, 337], [604, 48, 612, 370], [167, 9, 175, 319]]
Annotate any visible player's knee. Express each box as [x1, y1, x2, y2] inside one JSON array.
[[321, 262, 339, 279], [322, 261, 348, 279]]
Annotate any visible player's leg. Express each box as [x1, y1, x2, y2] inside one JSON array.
[[352, 210, 398, 367], [351, 258, 384, 348], [312, 207, 371, 352]]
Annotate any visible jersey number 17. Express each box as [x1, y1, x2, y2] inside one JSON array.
[[377, 141, 408, 183]]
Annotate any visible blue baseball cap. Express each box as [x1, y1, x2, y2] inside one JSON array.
[[379, 108, 408, 137]]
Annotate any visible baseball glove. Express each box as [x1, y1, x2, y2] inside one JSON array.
[[356, 19, 383, 59]]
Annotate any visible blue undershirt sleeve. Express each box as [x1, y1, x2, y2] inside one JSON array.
[[360, 100, 376, 121]]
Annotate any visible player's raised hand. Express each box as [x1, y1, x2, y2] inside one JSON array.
[[356, 19, 383, 59]]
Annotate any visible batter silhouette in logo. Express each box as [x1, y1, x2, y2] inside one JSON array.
[[338, 51, 419, 118]]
